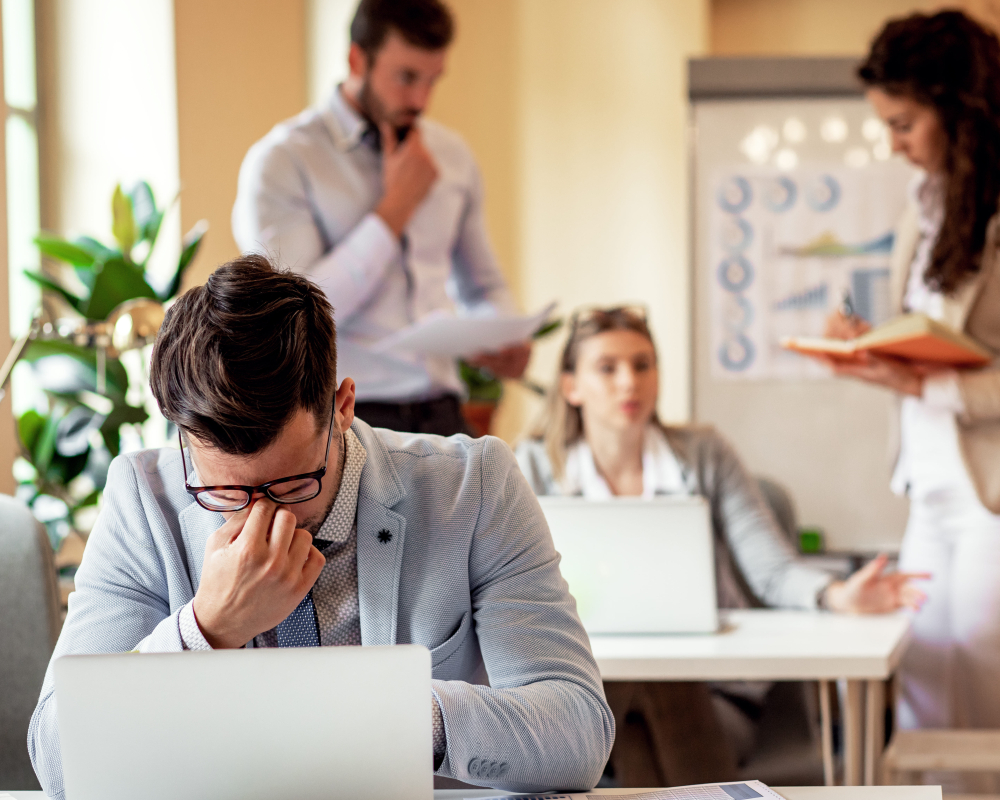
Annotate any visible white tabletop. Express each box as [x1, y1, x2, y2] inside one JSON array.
[[442, 788, 940, 799], [2, 788, 942, 800], [591, 609, 912, 681]]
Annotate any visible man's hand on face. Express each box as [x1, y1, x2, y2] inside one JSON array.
[[374, 122, 439, 238], [192, 499, 325, 649]]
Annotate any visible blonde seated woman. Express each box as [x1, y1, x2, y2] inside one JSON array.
[[515, 306, 927, 788]]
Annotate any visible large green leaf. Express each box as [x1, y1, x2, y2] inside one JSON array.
[[17, 409, 45, 458], [99, 401, 148, 458], [162, 220, 207, 301], [46, 448, 91, 486], [34, 235, 96, 267], [23, 409, 59, 475], [111, 184, 137, 259], [82, 257, 158, 321], [23, 270, 85, 313], [70, 236, 119, 295], [22, 339, 129, 399], [74, 236, 118, 263], [129, 181, 163, 245]]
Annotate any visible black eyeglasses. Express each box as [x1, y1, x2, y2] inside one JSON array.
[[179, 404, 338, 513]]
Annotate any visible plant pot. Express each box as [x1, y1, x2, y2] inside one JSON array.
[[461, 401, 497, 438]]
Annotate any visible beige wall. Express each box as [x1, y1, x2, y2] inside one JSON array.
[[428, 0, 709, 441], [0, 7, 12, 496], [519, 0, 708, 431], [174, 0, 308, 288], [711, 0, 1000, 55]]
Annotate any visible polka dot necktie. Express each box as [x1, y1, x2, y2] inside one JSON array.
[[276, 591, 320, 647]]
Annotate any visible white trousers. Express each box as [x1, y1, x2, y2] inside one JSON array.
[[897, 482, 1000, 731]]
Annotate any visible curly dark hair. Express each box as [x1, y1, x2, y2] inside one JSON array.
[[859, 10, 1000, 294]]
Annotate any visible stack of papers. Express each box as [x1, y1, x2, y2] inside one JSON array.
[[374, 303, 557, 358], [466, 779, 783, 800]]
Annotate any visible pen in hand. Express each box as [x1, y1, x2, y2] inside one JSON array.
[[841, 289, 856, 319]]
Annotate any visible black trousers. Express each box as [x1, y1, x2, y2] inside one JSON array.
[[354, 394, 472, 437]]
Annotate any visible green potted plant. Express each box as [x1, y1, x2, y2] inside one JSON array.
[[13, 181, 206, 551], [458, 317, 563, 437]]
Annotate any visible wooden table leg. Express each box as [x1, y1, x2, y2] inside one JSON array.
[[864, 679, 886, 785], [819, 679, 835, 786], [843, 679, 864, 786]]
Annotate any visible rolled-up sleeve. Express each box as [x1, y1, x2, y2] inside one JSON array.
[[232, 140, 401, 323]]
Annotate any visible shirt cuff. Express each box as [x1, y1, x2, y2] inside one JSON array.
[[178, 601, 213, 651], [339, 212, 401, 288], [921, 370, 966, 414], [431, 692, 447, 768]]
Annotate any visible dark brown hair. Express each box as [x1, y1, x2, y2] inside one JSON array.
[[527, 307, 660, 480], [859, 10, 1000, 294], [350, 0, 454, 59], [149, 254, 338, 456]]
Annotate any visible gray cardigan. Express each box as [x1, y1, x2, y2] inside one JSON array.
[[515, 425, 832, 610]]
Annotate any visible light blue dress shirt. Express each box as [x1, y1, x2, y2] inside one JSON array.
[[232, 88, 515, 402]]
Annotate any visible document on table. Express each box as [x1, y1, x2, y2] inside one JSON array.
[[465, 779, 784, 800], [373, 302, 557, 358]]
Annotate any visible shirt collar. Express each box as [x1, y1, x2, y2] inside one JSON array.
[[562, 424, 689, 499], [324, 85, 370, 152], [908, 170, 945, 236], [314, 427, 367, 545]]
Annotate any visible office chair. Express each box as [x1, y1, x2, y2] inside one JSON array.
[[0, 495, 61, 790]]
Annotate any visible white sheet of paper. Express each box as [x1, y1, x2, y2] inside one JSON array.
[[373, 302, 557, 358], [464, 779, 783, 800]]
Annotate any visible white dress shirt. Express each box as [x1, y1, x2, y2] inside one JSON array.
[[232, 88, 515, 403], [891, 174, 971, 498], [562, 424, 688, 499]]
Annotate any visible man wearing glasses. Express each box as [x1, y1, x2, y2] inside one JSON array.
[[28, 255, 613, 797]]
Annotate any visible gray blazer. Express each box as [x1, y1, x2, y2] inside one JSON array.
[[29, 420, 613, 797], [516, 425, 832, 611]]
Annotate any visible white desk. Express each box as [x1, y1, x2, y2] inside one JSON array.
[[0, 788, 943, 800], [589, 609, 912, 787]]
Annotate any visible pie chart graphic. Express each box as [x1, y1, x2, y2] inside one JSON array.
[[763, 176, 797, 213], [717, 176, 753, 214], [718, 334, 756, 372], [719, 216, 754, 252], [717, 255, 755, 293], [723, 293, 754, 332], [806, 174, 841, 212]]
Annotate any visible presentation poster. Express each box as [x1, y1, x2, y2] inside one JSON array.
[[708, 165, 911, 380]]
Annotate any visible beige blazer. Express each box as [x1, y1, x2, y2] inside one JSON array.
[[891, 204, 1000, 512]]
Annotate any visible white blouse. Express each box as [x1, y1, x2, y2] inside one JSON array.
[[891, 173, 971, 498], [561, 424, 688, 499]]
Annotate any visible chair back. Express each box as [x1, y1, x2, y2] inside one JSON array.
[[0, 495, 61, 789]]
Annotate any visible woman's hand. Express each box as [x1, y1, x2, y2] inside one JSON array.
[[828, 352, 926, 396], [823, 554, 930, 614], [825, 310, 871, 340]]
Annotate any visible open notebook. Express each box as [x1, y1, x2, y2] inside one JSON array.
[[781, 312, 992, 367]]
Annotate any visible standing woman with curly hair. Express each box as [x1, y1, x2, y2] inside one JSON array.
[[828, 10, 1000, 738]]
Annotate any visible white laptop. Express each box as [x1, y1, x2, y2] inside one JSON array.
[[539, 496, 719, 634], [54, 645, 431, 800]]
